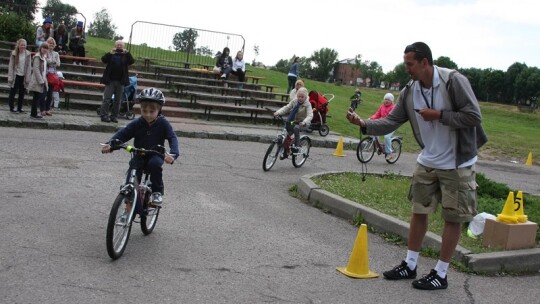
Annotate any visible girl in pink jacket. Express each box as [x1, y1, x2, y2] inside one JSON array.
[[370, 93, 396, 159]]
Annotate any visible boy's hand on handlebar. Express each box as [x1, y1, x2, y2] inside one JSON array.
[[299, 122, 306, 127], [101, 144, 112, 154], [164, 154, 175, 165]]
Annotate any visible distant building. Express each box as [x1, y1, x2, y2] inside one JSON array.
[[332, 59, 363, 86]]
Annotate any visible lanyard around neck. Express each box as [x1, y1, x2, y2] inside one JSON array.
[[419, 85, 434, 109]]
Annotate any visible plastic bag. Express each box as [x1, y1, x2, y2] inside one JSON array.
[[467, 212, 496, 239]]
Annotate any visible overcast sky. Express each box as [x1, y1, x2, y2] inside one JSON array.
[[39, 0, 540, 72]]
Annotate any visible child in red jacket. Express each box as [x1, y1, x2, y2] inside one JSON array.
[[370, 93, 395, 160], [52, 71, 65, 110]]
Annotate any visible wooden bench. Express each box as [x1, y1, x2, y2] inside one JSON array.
[[196, 101, 271, 123], [59, 54, 97, 64], [517, 104, 537, 113], [61, 80, 105, 109]]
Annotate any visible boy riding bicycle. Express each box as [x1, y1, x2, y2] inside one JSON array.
[[273, 87, 313, 159], [101, 88, 179, 206]]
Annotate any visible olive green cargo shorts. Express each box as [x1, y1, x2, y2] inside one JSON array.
[[408, 163, 478, 223]]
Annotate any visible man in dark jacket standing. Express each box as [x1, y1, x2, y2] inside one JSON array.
[[100, 40, 135, 122]]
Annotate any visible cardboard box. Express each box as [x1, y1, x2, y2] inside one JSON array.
[[482, 218, 538, 250]]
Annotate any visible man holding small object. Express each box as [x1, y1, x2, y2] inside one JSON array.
[[100, 40, 135, 123], [347, 42, 487, 290]]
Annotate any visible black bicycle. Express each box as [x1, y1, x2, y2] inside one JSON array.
[[263, 114, 311, 171], [103, 140, 173, 259]]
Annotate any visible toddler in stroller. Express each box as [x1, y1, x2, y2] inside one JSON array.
[[96, 75, 138, 120], [307, 90, 333, 136]]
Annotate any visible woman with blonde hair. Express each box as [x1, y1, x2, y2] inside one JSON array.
[[28, 43, 49, 119], [7, 39, 32, 113], [289, 79, 305, 102], [44, 37, 61, 115]]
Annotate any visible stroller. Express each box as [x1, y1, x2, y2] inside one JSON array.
[[96, 75, 138, 120], [307, 91, 333, 136]]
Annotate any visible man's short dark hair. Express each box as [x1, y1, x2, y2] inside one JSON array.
[[404, 42, 433, 65]]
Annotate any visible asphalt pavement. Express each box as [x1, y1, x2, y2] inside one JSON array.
[[1, 108, 539, 275]]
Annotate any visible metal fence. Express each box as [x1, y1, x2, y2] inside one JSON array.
[[127, 21, 245, 70]]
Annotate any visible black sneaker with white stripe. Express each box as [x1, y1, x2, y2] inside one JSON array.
[[383, 260, 417, 280], [412, 269, 448, 290]]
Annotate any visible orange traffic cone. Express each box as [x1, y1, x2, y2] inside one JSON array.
[[515, 191, 528, 223], [496, 192, 518, 224], [333, 136, 346, 157], [336, 224, 378, 279]]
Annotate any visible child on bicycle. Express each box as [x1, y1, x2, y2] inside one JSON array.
[[369, 92, 395, 160], [350, 88, 362, 111], [101, 88, 179, 206], [273, 87, 313, 159]]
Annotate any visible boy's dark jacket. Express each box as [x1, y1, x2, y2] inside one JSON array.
[[110, 115, 179, 159]]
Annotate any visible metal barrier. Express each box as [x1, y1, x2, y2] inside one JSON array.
[[127, 21, 245, 70]]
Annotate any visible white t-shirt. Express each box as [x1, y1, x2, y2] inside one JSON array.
[[414, 68, 476, 169]]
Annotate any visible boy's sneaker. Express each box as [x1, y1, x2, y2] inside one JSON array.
[[291, 145, 299, 153], [151, 192, 163, 206], [412, 269, 448, 290], [383, 260, 417, 280]]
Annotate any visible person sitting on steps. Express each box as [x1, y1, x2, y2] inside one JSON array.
[[216, 47, 233, 80], [273, 87, 313, 159]]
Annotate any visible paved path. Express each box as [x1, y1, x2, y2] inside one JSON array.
[[1, 109, 538, 195]]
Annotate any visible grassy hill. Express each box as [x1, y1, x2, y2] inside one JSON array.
[[86, 37, 540, 164]]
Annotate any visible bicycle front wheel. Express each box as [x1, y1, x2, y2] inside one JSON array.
[[386, 139, 402, 164], [106, 194, 133, 260], [141, 199, 160, 235], [292, 137, 311, 168], [356, 137, 375, 163], [263, 141, 280, 171]]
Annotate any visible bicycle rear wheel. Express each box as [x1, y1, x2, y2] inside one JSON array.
[[141, 197, 160, 235], [356, 137, 375, 163], [106, 194, 133, 259], [292, 137, 311, 168], [385, 138, 402, 164], [263, 141, 280, 171]]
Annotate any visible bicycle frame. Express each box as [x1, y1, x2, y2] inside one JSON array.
[[119, 168, 153, 224]]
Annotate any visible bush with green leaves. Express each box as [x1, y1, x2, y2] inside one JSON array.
[[0, 12, 35, 45]]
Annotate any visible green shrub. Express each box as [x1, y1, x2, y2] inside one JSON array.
[[0, 12, 35, 45]]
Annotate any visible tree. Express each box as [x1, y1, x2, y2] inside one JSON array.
[[0, 0, 38, 21], [195, 46, 213, 56], [480, 69, 505, 102], [459, 67, 483, 99], [42, 0, 77, 28], [385, 63, 409, 89], [87, 8, 117, 39], [514, 67, 540, 103], [504, 62, 527, 103], [172, 29, 198, 52], [309, 48, 338, 82], [0, 12, 35, 44], [252, 44, 259, 66], [434, 56, 458, 69]]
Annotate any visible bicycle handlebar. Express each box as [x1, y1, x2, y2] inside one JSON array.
[[102, 139, 176, 160]]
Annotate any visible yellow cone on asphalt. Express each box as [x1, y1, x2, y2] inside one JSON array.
[[337, 224, 378, 279], [333, 136, 346, 157], [526, 152, 533, 166]]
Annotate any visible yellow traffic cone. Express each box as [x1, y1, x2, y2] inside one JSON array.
[[333, 136, 346, 157], [525, 152, 533, 166], [496, 192, 518, 224], [515, 191, 528, 223], [336, 224, 378, 279]]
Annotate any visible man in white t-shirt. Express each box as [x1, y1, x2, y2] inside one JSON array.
[[346, 42, 487, 291]]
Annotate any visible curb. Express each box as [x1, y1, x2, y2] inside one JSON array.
[[297, 171, 540, 274]]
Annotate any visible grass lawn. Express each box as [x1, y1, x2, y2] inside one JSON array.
[[312, 172, 540, 254]]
